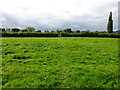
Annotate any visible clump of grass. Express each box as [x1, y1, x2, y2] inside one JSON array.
[[12, 54, 32, 59]]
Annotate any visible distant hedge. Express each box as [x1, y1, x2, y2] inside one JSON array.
[[1, 32, 58, 37], [61, 32, 120, 38], [1, 32, 120, 38]]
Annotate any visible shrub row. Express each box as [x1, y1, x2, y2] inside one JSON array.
[[1, 32, 120, 38], [2, 32, 58, 37], [61, 32, 120, 38]]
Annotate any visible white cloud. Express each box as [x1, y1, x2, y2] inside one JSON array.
[[0, 0, 119, 31]]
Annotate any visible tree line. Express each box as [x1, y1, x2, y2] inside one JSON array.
[[1, 28, 119, 38], [1, 11, 119, 37], [0, 27, 119, 38]]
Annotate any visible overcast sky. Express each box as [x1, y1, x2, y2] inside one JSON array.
[[0, 0, 119, 31]]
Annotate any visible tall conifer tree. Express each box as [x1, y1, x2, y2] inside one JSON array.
[[107, 11, 113, 33]]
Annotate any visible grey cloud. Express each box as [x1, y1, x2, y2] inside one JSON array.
[[1, 12, 21, 28], [1, 1, 118, 31]]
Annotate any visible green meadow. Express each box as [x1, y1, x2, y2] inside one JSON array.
[[2, 37, 119, 88]]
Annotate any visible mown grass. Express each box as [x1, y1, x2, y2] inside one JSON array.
[[2, 37, 119, 88]]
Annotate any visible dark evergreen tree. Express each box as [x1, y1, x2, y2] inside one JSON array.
[[76, 30, 80, 33], [12, 28, 20, 32], [37, 30, 41, 32], [2, 28, 6, 32], [107, 11, 113, 33], [64, 28, 72, 33]]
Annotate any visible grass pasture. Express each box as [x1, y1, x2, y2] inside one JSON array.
[[2, 37, 119, 88]]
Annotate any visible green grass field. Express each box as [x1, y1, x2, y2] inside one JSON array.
[[2, 37, 119, 88]]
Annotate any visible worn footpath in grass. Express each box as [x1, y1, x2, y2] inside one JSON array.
[[2, 37, 119, 88]]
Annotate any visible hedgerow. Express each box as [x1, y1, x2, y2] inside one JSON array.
[[1, 32, 120, 38]]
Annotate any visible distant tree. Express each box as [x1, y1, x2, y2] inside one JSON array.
[[76, 30, 80, 33], [0, 28, 2, 32], [107, 11, 113, 33], [51, 31, 55, 33], [12, 28, 20, 32], [26, 27, 35, 32], [21, 29, 28, 32], [2, 28, 6, 32], [56, 30, 63, 37], [44, 30, 49, 33], [56, 30, 64, 33], [37, 30, 41, 32], [6, 28, 11, 32], [64, 28, 72, 33]]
